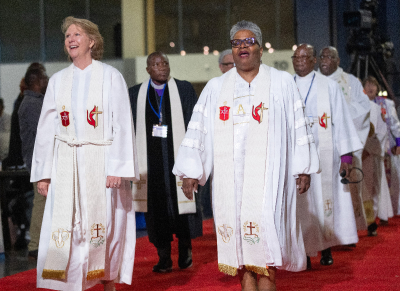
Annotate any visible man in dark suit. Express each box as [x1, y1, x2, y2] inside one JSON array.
[[129, 52, 202, 273]]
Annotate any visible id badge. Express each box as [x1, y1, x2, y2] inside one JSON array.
[[152, 124, 168, 138]]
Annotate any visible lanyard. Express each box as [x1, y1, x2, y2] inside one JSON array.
[[294, 73, 315, 105], [147, 80, 166, 124]]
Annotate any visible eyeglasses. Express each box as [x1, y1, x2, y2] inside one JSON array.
[[319, 55, 335, 60], [221, 62, 234, 66], [291, 55, 311, 61], [230, 37, 260, 48]]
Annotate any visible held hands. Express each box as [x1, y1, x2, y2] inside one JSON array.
[[37, 179, 51, 197], [296, 174, 311, 194], [339, 162, 352, 179], [106, 176, 122, 188], [182, 178, 199, 200]]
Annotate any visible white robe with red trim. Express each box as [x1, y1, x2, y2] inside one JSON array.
[[295, 71, 363, 256], [173, 65, 320, 272], [31, 62, 138, 290]]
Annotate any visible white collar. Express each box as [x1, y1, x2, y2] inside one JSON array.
[[150, 79, 166, 90], [295, 70, 315, 82]]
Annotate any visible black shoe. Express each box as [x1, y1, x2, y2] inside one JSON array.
[[320, 248, 333, 266], [28, 250, 38, 260], [380, 219, 388, 226], [368, 222, 378, 236], [178, 248, 193, 269], [152, 258, 173, 273], [153, 245, 172, 273], [306, 256, 312, 270], [178, 239, 193, 269]]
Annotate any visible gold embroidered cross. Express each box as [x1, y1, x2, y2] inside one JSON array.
[[325, 199, 332, 211], [92, 106, 103, 128], [259, 103, 268, 123], [134, 175, 146, 189]]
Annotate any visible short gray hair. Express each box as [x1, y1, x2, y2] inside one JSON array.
[[230, 20, 262, 46], [218, 49, 232, 64], [319, 46, 339, 58]]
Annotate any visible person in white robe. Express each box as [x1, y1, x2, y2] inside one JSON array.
[[363, 76, 398, 223], [293, 44, 363, 268], [319, 46, 371, 231], [173, 21, 320, 291], [31, 17, 138, 291], [362, 99, 392, 236], [218, 49, 235, 74]]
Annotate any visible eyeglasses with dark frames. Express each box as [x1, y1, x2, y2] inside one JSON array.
[[230, 37, 260, 48]]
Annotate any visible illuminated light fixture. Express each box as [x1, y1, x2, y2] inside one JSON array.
[[265, 42, 271, 49], [383, 91, 388, 96], [268, 48, 274, 53], [213, 50, 219, 55], [378, 91, 383, 96], [292, 45, 297, 51], [180, 50, 186, 56], [170, 42, 175, 47]]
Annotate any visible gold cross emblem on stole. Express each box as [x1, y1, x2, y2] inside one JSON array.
[[319, 112, 330, 129], [134, 175, 146, 189], [92, 106, 102, 128], [259, 103, 268, 123]]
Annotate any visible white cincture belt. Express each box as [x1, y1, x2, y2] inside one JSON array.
[[55, 135, 113, 147], [54, 135, 112, 236]]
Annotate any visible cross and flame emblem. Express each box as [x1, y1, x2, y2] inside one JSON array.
[[87, 105, 103, 128]]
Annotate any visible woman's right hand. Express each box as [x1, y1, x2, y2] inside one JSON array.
[[37, 179, 51, 197]]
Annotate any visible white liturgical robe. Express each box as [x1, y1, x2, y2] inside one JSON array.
[[295, 71, 363, 257], [173, 65, 320, 273], [362, 101, 392, 223], [378, 98, 400, 216], [325, 67, 371, 231], [31, 62, 138, 290]]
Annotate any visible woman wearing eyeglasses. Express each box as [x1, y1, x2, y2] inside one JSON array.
[[173, 20, 320, 291]]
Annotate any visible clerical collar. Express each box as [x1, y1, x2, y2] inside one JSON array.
[[150, 79, 166, 90]]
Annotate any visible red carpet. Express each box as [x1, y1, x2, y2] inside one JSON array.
[[1, 217, 400, 290]]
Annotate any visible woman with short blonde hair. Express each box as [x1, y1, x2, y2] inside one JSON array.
[[32, 16, 138, 291], [61, 16, 104, 61]]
